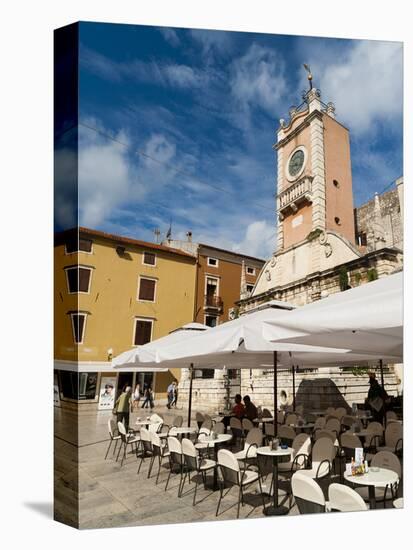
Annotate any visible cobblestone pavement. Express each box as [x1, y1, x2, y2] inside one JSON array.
[[54, 407, 395, 530]]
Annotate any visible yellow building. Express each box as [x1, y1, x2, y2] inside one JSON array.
[[54, 227, 197, 410]]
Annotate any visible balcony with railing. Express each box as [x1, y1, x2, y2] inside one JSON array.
[[204, 294, 223, 312], [278, 176, 313, 218]]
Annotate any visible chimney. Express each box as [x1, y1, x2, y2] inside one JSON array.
[[186, 231, 192, 242]]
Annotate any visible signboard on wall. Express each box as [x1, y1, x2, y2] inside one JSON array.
[[98, 376, 117, 410]]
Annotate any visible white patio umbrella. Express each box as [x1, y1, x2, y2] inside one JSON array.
[[131, 301, 358, 432], [262, 272, 403, 387], [112, 322, 209, 367], [262, 272, 403, 358]]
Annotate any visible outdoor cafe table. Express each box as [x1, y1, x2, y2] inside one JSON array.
[[169, 427, 197, 435], [168, 426, 197, 440], [344, 467, 399, 509], [195, 433, 232, 490], [257, 445, 292, 516]]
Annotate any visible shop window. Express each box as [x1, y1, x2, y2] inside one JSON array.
[[134, 318, 153, 345], [65, 266, 92, 293], [60, 371, 97, 400], [138, 277, 156, 301]]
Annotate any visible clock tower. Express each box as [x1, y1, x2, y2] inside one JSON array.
[[275, 83, 355, 251]]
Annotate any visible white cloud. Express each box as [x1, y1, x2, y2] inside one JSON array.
[[189, 29, 232, 59], [232, 220, 275, 258], [164, 64, 204, 88], [159, 27, 180, 47], [78, 120, 183, 227], [78, 125, 140, 227], [230, 44, 287, 115], [80, 44, 209, 90], [314, 41, 403, 134]]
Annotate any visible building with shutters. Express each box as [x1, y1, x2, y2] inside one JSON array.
[[54, 227, 197, 411]]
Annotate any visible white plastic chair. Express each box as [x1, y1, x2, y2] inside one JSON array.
[[299, 437, 335, 480], [148, 431, 170, 484], [279, 433, 311, 473], [116, 421, 140, 467], [216, 449, 265, 518], [104, 418, 121, 460], [181, 438, 216, 505], [328, 483, 368, 512], [291, 472, 326, 514], [165, 436, 184, 495], [234, 427, 263, 461], [137, 427, 153, 474]]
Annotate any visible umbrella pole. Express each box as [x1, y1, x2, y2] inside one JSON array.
[[274, 351, 278, 437], [187, 364, 194, 427], [292, 365, 296, 412], [379, 359, 385, 389]]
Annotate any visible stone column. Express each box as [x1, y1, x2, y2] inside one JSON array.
[[310, 114, 326, 232], [276, 147, 284, 251]]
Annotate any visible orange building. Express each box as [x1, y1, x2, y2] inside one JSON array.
[[163, 237, 265, 327]]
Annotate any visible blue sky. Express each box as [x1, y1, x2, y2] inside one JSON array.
[[76, 22, 403, 259]]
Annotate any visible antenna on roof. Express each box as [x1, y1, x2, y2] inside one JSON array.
[[153, 228, 161, 244]]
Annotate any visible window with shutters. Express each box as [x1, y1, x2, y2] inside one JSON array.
[[70, 313, 87, 344], [143, 251, 156, 266], [138, 277, 157, 302], [65, 266, 92, 293], [134, 318, 153, 346]]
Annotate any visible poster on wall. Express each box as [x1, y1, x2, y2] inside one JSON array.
[[53, 372, 61, 407], [98, 376, 117, 410]]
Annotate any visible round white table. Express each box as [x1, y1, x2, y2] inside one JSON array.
[[257, 445, 292, 515], [195, 434, 232, 490], [344, 467, 399, 509]]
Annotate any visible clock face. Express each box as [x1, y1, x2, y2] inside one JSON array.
[[288, 149, 305, 178]]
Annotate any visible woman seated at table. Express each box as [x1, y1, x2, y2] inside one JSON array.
[[243, 395, 258, 421], [232, 394, 245, 418]]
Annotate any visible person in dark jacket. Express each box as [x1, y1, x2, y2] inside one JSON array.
[[243, 395, 258, 421], [366, 373, 387, 423]]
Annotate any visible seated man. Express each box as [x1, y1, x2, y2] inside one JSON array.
[[243, 395, 258, 421], [232, 394, 245, 418]]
